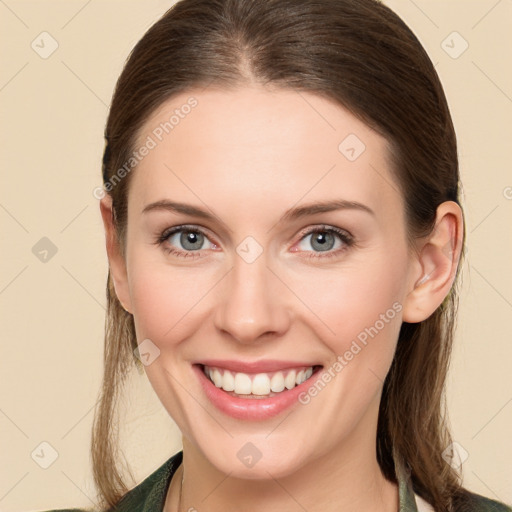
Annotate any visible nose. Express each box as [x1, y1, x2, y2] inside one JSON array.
[[213, 251, 291, 345]]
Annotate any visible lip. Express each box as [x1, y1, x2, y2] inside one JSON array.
[[194, 359, 320, 374], [193, 363, 323, 421]]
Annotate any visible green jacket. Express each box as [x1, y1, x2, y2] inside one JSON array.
[[38, 450, 512, 512]]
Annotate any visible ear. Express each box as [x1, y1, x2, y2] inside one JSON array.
[[99, 195, 133, 313], [402, 201, 464, 323]]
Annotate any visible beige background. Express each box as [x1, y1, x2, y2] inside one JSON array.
[[0, 0, 511, 510]]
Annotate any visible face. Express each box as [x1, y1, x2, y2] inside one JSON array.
[[115, 86, 419, 478]]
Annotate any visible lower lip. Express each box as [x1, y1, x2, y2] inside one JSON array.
[[193, 364, 322, 421]]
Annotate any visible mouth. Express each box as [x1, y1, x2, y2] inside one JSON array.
[[192, 361, 325, 420], [200, 364, 323, 399]]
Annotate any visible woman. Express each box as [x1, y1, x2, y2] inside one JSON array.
[[40, 0, 512, 511]]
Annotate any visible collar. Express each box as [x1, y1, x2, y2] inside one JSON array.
[[395, 454, 421, 512]]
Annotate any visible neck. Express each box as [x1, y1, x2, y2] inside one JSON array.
[[169, 423, 398, 512]]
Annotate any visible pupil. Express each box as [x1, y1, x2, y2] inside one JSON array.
[[312, 232, 334, 251], [181, 231, 202, 250]]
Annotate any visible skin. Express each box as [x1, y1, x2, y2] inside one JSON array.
[[100, 85, 463, 512]]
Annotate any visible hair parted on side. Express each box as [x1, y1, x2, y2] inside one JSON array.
[[93, 0, 471, 510]]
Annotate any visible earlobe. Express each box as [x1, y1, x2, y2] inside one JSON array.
[[402, 201, 464, 323], [99, 195, 133, 313]]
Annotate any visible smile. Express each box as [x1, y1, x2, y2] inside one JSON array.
[[203, 365, 316, 397], [192, 360, 324, 420]]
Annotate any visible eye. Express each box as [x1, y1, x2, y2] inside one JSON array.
[[154, 224, 354, 260], [155, 225, 217, 259], [293, 225, 354, 259]]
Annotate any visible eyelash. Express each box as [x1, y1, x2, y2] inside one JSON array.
[[154, 224, 355, 260]]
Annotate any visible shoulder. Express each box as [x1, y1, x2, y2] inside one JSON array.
[[32, 509, 94, 512], [413, 489, 512, 512], [105, 450, 183, 511], [33, 451, 183, 512], [464, 492, 512, 512], [34, 510, 91, 512], [454, 489, 512, 512]]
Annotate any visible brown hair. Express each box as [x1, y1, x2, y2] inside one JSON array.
[[94, 0, 470, 510]]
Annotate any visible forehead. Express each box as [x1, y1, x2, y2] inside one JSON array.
[[129, 86, 402, 222]]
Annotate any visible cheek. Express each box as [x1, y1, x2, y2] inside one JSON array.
[[127, 230, 409, 356], [286, 255, 406, 351], [127, 245, 223, 349], [129, 268, 198, 340]]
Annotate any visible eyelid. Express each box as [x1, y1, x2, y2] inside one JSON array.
[[294, 224, 353, 243], [157, 224, 220, 253], [159, 223, 217, 243], [290, 224, 354, 257], [156, 223, 354, 259]]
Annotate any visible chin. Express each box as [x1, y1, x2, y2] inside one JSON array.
[[196, 435, 314, 480]]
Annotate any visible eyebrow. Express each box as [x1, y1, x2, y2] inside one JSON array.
[[141, 198, 374, 226]]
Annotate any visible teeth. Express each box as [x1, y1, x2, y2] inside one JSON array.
[[204, 365, 315, 396], [234, 372, 252, 394], [270, 372, 285, 393], [222, 369, 235, 391], [252, 374, 271, 395], [212, 369, 223, 387], [284, 370, 296, 390]]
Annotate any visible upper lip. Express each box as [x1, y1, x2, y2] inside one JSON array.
[[195, 359, 322, 373]]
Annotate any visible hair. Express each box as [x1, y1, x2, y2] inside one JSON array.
[[93, 0, 471, 510]]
